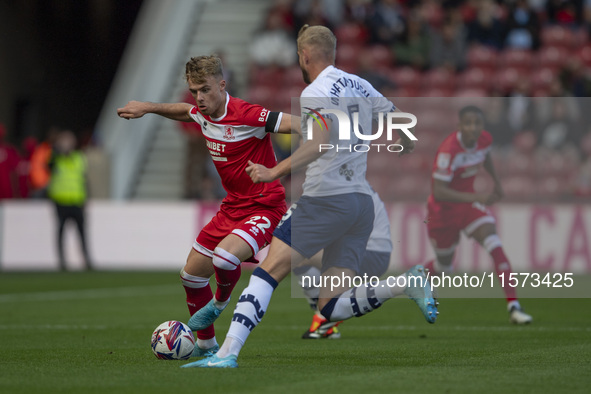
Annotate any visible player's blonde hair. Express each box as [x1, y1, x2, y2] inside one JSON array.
[[297, 25, 336, 63], [185, 55, 224, 84]]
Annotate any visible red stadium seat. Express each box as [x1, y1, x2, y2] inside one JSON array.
[[277, 86, 305, 113], [457, 67, 492, 90], [282, 66, 307, 89], [454, 87, 489, 97], [541, 25, 575, 49], [498, 49, 534, 70], [537, 175, 569, 199], [576, 45, 591, 67], [503, 175, 536, 201], [466, 45, 498, 69], [513, 131, 537, 154], [421, 87, 454, 97], [529, 67, 556, 91], [386, 173, 429, 201], [532, 88, 550, 97], [334, 23, 369, 46], [336, 43, 361, 73], [536, 46, 570, 70], [573, 28, 589, 50], [416, 109, 455, 134], [367, 152, 392, 173], [421, 67, 457, 91], [492, 67, 524, 93], [363, 45, 394, 71], [536, 149, 580, 176], [247, 86, 276, 108], [249, 66, 284, 87], [389, 67, 421, 89], [392, 86, 420, 97]]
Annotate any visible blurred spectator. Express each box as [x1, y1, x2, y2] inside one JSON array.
[[467, 0, 504, 49], [485, 97, 515, 148], [585, 0, 591, 34], [429, 17, 467, 71], [367, 0, 405, 45], [559, 58, 591, 97], [271, 0, 296, 30], [507, 79, 535, 132], [394, 12, 430, 69], [358, 55, 397, 91], [546, 0, 581, 26], [503, 0, 541, 50], [47, 129, 92, 270], [250, 11, 297, 67], [293, 0, 345, 29], [346, 0, 372, 24], [537, 98, 582, 150], [29, 126, 59, 198], [16, 137, 38, 199], [535, 79, 581, 129], [573, 132, 591, 197], [0, 123, 21, 199]]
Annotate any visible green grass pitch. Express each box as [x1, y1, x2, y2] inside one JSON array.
[[1, 271, 590, 393]]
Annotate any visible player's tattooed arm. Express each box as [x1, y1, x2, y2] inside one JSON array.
[[117, 101, 193, 122]]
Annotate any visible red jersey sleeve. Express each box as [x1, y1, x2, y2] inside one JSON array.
[[230, 97, 282, 132], [432, 137, 456, 182]]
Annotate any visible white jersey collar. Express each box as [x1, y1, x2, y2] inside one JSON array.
[[210, 92, 230, 122]]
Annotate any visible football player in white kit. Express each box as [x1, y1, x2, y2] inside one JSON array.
[[183, 25, 437, 368], [296, 186, 393, 339]]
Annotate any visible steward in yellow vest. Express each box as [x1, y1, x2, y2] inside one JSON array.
[[48, 130, 92, 270]]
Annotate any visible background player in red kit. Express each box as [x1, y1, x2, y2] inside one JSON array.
[[425, 105, 533, 324], [117, 55, 295, 356]]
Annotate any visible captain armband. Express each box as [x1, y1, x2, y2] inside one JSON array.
[[265, 112, 282, 133]]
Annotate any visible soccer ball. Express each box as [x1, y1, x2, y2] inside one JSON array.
[[151, 320, 195, 360]]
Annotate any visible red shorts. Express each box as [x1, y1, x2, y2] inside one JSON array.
[[426, 200, 495, 255], [193, 203, 286, 262]]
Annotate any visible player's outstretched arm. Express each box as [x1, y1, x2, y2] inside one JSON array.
[[433, 179, 498, 205], [245, 117, 330, 183], [275, 114, 302, 135], [117, 101, 193, 122]]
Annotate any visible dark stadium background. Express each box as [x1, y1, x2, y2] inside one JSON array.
[[0, 0, 144, 142]]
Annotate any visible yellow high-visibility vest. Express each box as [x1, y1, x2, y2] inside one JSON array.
[[48, 152, 87, 205]]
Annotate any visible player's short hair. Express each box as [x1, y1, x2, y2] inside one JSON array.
[[459, 105, 484, 120], [185, 55, 224, 84], [297, 24, 336, 63]]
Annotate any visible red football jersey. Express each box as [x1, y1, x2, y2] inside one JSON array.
[[428, 130, 492, 205], [188, 93, 285, 209]]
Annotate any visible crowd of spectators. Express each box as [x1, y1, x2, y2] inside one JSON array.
[[245, 0, 591, 202]]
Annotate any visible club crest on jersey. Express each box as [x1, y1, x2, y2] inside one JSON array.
[[223, 126, 235, 140]]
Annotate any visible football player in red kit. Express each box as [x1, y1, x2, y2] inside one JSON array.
[[425, 105, 532, 324], [117, 55, 295, 356]]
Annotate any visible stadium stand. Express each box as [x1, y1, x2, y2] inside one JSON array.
[[240, 0, 591, 203]]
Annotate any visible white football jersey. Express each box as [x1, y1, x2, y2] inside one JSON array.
[[300, 65, 395, 197]]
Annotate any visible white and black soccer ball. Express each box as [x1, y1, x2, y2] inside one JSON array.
[[151, 320, 195, 360]]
